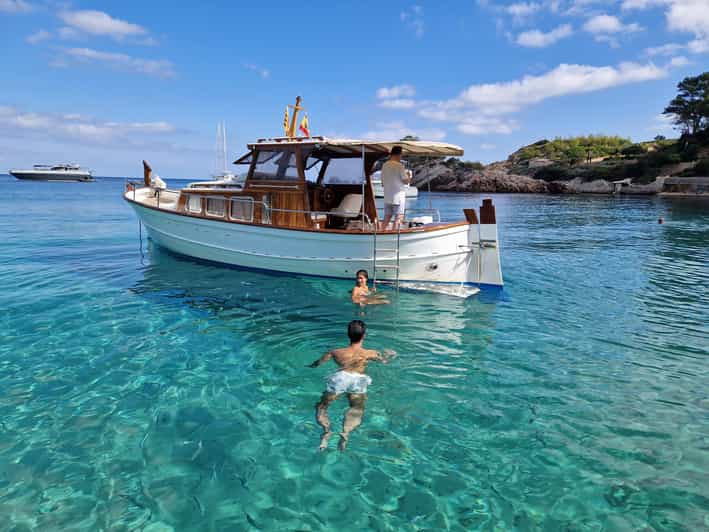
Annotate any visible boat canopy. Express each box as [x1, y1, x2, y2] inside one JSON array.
[[237, 136, 464, 161]]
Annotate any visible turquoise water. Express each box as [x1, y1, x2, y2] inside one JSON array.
[[0, 175, 707, 531]]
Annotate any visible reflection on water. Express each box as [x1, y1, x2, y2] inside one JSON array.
[[0, 176, 708, 530]]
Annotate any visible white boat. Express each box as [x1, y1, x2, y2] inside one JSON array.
[[123, 98, 503, 289], [371, 170, 418, 198], [186, 122, 245, 190], [9, 164, 93, 182]]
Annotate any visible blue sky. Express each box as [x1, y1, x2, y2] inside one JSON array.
[[1, 0, 707, 177]]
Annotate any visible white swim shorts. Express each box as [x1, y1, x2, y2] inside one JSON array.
[[326, 371, 372, 394]]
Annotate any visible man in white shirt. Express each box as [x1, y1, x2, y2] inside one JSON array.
[[379, 146, 411, 231]]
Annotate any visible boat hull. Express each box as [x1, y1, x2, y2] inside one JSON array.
[[9, 170, 93, 181], [125, 194, 503, 286]]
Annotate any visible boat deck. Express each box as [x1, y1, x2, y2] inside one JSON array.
[[126, 187, 467, 235]]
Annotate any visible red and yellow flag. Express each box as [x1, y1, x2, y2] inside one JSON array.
[[299, 114, 310, 137], [283, 107, 289, 135]]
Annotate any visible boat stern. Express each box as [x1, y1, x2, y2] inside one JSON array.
[[466, 198, 503, 287]]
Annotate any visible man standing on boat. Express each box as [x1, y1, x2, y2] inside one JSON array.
[[308, 320, 394, 451], [379, 146, 411, 231]]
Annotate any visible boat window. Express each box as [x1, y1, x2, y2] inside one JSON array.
[[230, 197, 254, 222], [252, 150, 299, 181], [305, 159, 323, 182], [322, 157, 365, 185], [186, 195, 202, 213], [206, 198, 226, 217], [262, 194, 272, 224]]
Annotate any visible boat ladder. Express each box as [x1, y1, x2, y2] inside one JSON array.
[[372, 225, 401, 289]]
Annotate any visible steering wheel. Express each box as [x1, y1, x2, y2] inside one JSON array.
[[322, 187, 336, 207]]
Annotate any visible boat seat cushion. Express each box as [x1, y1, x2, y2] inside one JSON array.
[[329, 194, 362, 218], [409, 215, 433, 226]]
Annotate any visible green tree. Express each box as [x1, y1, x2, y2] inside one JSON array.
[[663, 72, 709, 136]]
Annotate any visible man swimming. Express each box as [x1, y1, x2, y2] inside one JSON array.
[[351, 269, 389, 306], [308, 319, 395, 451]]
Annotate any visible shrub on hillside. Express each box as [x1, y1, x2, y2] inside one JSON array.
[[648, 150, 681, 167], [533, 165, 570, 181], [693, 158, 709, 175], [680, 143, 699, 162], [516, 135, 631, 165], [621, 144, 647, 157]]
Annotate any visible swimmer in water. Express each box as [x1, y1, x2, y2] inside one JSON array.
[[308, 319, 395, 451], [351, 269, 389, 306]]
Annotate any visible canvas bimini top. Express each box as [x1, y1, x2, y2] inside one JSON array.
[[241, 136, 464, 159]]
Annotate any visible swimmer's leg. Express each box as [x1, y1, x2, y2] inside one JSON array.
[[316, 392, 339, 451], [339, 393, 366, 451]]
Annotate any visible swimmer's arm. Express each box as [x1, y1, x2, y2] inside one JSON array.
[[307, 351, 333, 368], [369, 349, 397, 363]]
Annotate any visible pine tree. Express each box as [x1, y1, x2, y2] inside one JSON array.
[[663, 73, 709, 136]]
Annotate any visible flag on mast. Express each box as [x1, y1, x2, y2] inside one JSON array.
[[299, 114, 310, 137], [283, 107, 289, 135]]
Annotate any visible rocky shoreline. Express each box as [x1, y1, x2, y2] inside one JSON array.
[[412, 160, 668, 195]]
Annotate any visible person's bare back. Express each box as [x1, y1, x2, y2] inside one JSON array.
[[327, 345, 381, 374], [308, 320, 395, 451]]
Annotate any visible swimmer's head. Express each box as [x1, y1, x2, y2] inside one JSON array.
[[356, 269, 368, 286], [348, 320, 366, 343]]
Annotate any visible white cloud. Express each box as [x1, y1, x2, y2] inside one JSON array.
[[505, 2, 541, 23], [362, 121, 445, 141], [666, 0, 709, 38], [506, 2, 541, 17], [377, 84, 416, 99], [583, 14, 642, 46], [400, 5, 424, 38], [0, 0, 32, 14], [244, 63, 270, 79], [58, 10, 151, 43], [645, 42, 685, 55], [26, 29, 51, 44], [480, 143, 496, 150], [688, 37, 709, 52], [622, 0, 669, 9], [0, 105, 177, 145], [457, 116, 519, 135], [648, 113, 676, 135], [57, 26, 82, 40], [516, 24, 573, 47], [669, 55, 690, 66], [425, 62, 666, 116], [645, 37, 709, 56], [584, 14, 642, 34], [378, 99, 416, 109], [62, 48, 175, 78]]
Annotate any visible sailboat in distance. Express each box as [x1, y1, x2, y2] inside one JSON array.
[[186, 121, 243, 190], [214, 121, 238, 181]]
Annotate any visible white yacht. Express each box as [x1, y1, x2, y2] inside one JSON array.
[[371, 170, 419, 198], [123, 97, 503, 291], [9, 164, 93, 182]]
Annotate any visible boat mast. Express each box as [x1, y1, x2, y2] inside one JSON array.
[[214, 121, 230, 175], [222, 122, 228, 174], [287, 96, 303, 138]]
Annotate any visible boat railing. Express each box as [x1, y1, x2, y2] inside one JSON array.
[[374, 206, 441, 223], [124, 181, 375, 229]]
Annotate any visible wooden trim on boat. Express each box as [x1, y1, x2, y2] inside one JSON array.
[[463, 208, 479, 224], [480, 198, 496, 224], [124, 194, 469, 235]]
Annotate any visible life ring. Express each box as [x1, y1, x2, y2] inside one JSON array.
[[323, 187, 336, 206]]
